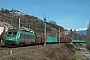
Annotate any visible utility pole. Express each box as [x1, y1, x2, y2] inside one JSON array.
[[56, 32, 57, 38], [59, 28, 60, 44], [44, 17, 46, 46], [43, 11, 47, 46], [11, 7, 14, 28], [18, 17, 20, 29], [66, 35, 67, 42], [78, 35, 79, 40], [72, 34, 73, 40]]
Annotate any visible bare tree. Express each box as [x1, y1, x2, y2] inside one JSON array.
[[86, 21, 90, 49]]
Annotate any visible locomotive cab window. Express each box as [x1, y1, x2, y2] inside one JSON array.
[[7, 32, 17, 36], [13, 32, 17, 35], [7, 32, 12, 35]]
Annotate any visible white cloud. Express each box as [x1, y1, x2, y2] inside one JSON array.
[[64, 28, 70, 30], [76, 28, 87, 31]]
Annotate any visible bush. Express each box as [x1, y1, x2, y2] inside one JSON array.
[[0, 30, 6, 42]]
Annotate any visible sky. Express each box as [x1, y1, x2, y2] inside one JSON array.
[[0, 0, 90, 31]]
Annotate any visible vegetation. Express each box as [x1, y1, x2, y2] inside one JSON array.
[[49, 20, 57, 25], [0, 30, 6, 45], [1, 30, 6, 41], [72, 48, 84, 60], [0, 8, 10, 14], [86, 21, 90, 50], [71, 43, 85, 60]]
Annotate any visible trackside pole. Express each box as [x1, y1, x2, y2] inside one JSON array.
[[44, 22, 46, 46], [59, 28, 60, 44], [19, 17, 20, 29]]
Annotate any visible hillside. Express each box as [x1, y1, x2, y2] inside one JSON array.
[[0, 8, 87, 40], [0, 8, 64, 36], [0, 44, 74, 60]]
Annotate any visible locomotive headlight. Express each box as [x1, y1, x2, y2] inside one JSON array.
[[12, 38, 14, 40]]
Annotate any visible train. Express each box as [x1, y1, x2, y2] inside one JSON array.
[[5, 29, 71, 47], [5, 29, 36, 47]]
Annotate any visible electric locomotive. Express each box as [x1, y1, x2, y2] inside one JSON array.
[[5, 29, 35, 47]]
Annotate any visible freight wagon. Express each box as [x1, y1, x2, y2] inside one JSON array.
[[59, 37, 71, 43], [36, 35, 71, 44], [72, 40, 86, 43]]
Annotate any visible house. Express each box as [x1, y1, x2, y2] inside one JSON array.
[[10, 8, 27, 16], [0, 26, 4, 35], [10, 9, 20, 16], [0, 21, 13, 35]]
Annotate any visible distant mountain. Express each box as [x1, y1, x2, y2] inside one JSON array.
[[76, 30, 87, 35]]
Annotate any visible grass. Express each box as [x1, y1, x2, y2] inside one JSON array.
[[71, 48, 85, 60]]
